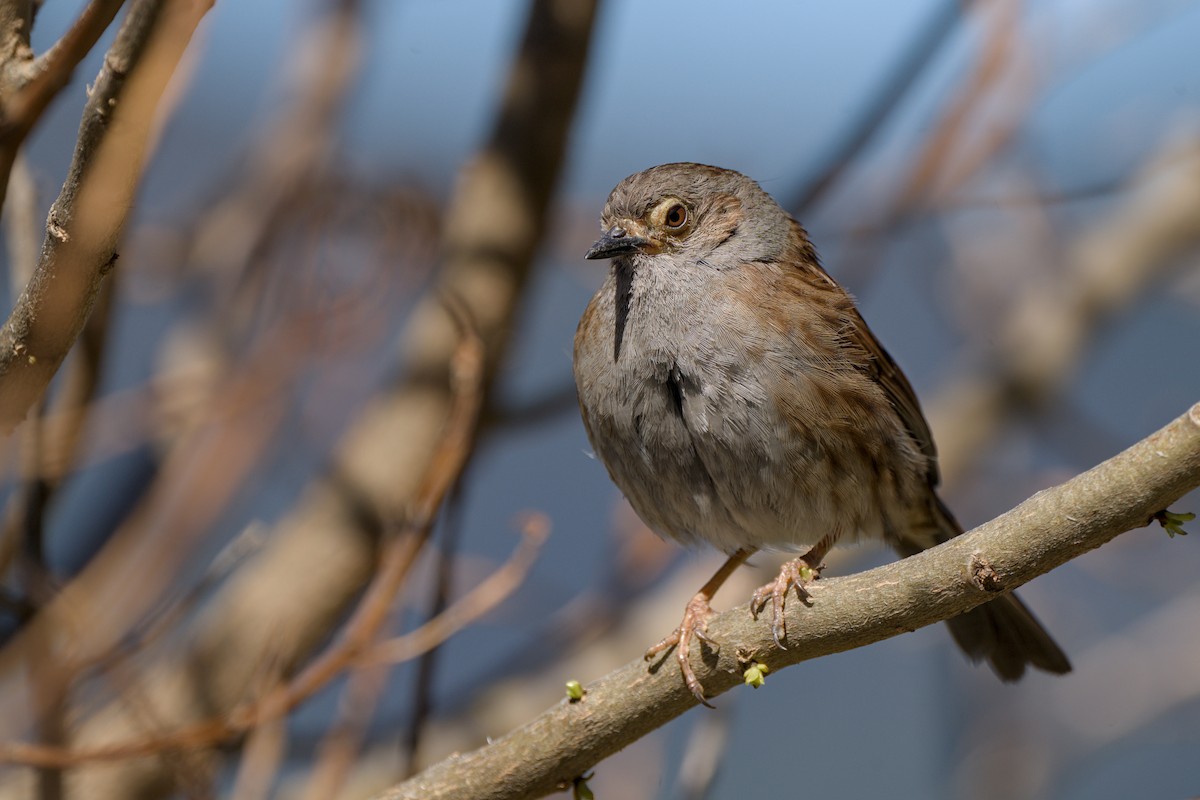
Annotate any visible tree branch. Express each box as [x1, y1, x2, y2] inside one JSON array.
[[0, 1, 599, 796], [0, 0, 211, 433], [380, 402, 1200, 800], [0, 0, 128, 218], [1, 0, 127, 143], [785, 0, 968, 215]]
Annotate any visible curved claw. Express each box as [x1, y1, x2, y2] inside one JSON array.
[[647, 593, 718, 706], [750, 557, 821, 648]]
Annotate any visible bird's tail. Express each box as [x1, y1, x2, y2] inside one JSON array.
[[896, 496, 1071, 681]]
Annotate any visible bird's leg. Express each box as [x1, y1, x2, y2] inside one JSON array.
[[751, 533, 837, 648], [645, 548, 753, 706]]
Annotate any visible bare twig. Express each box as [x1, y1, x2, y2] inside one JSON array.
[[185, 0, 362, 302], [300, 661, 391, 800], [786, 0, 970, 215], [276, 302, 485, 714], [399, 478, 467, 777], [44, 274, 114, 477], [0, 1, 599, 794], [0, 0, 212, 432], [227, 651, 290, 800], [0, 305, 485, 768], [0, 309, 303, 747], [379, 402, 1200, 800], [0, 0, 128, 216], [228, 712, 286, 800], [834, 0, 1026, 288], [94, 522, 268, 668], [892, 0, 1022, 208], [4, 272, 115, 601], [362, 514, 550, 667], [932, 135, 1200, 479]]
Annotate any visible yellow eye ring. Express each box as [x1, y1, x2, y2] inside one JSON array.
[[664, 203, 687, 229]]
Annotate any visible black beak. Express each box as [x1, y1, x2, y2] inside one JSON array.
[[584, 226, 648, 260]]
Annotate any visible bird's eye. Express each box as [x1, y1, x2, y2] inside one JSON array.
[[664, 204, 687, 229]]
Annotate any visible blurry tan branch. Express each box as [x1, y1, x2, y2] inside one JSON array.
[[362, 514, 549, 667], [787, 0, 968, 214], [0, 309, 315, 789], [0, 477, 548, 773], [0, 1, 33, 58], [0, 153, 37, 581], [896, 0, 1023, 210], [0, 311, 493, 767], [187, 0, 360, 291], [0, 0, 212, 433], [0, 0, 127, 215], [932, 137, 1200, 478], [0, 1, 601, 797], [331, 0, 602, 539], [313, 0, 600, 780], [828, 15, 1200, 485], [381, 403, 1200, 800], [835, 0, 1027, 289], [3, 153, 37, 291], [341, 1, 602, 769], [304, 513, 550, 800]]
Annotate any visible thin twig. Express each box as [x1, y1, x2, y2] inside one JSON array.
[[299, 660, 390, 800], [362, 514, 550, 667], [786, 0, 970, 215], [0, 306, 310, 736], [891, 0, 1021, 210], [4, 0, 600, 794], [399, 476, 467, 777], [227, 646, 291, 800], [0, 0, 127, 217], [931, 134, 1200, 480], [185, 0, 362, 314], [836, 0, 1023, 287], [100, 522, 269, 666], [0, 303, 486, 768], [0, 0, 212, 432]]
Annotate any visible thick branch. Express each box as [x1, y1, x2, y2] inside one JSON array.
[[0, 1, 599, 796], [0, 0, 128, 219], [322, 0, 601, 654], [23, 0, 128, 117], [0, 0, 210, 433], [0, 2, 32, 82], [381, 402, 1200, 800]]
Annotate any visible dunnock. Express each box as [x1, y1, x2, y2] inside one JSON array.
[[574, 163, 1070, 703]]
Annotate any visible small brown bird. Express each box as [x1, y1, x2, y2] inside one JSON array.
[[573, 163, 1070, 703]]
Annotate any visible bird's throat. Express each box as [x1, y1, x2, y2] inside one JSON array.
[[612, 259, 634, 362]]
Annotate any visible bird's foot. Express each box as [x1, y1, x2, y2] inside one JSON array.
[[645, 592, 719, 706], [751, 556, 822, 648]]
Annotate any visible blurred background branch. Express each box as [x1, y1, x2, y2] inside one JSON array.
[[0, 1, 1194, 799], [0, 0, 208, 431]]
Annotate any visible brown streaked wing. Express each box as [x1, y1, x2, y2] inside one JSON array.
[[843, 299, 940, 487], [784, 219, 940, 487]]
